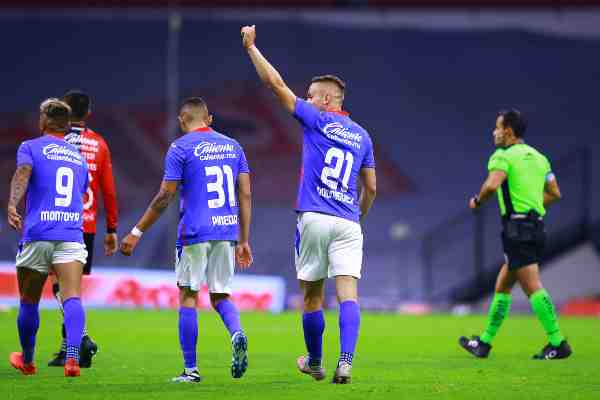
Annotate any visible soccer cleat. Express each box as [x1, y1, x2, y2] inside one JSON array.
[[9, 352, 37, 375], [171, 370, 202, 383], [79, 335, 98, 368], [48, 350, 66, 367], [296, 355, 325, 381], [64, 358, 80, 377], [459, 335, 492, 358], [231, 331, 248, 378], [332, 361, 352, 384], [532, 340, 572, 360]]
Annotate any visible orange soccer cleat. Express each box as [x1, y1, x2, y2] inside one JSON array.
[[64, 358, 80, 377], [9, 352, 37, 375]]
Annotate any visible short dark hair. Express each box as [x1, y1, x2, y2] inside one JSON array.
[[498, 109, 527, 138], [179, 97, 209, 121], [311, 74, 346, 94], [63, 90, 91, 120]]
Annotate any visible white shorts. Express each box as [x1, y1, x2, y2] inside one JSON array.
[[175, 241, 235, 294], [295, 212, 363, 281], [15, 241, 88, 274]]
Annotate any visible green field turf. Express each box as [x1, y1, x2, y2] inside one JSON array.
[[0, 310, 599, 400]]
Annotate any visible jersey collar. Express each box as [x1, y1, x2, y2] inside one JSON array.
[[326, 109, 350, 116], [190, 127, 212, 133]]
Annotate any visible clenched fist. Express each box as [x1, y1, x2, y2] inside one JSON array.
[[241, 25, 256, 49]]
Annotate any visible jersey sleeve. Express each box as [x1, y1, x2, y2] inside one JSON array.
[[238, 147, 250, 174], [163, 143, 186, 181], [16, 142, 33, 167], [98, 139, 119, 231], [487, 150, 509, 173], [293, 98, 320, 128], [361, 136, 376, 169]]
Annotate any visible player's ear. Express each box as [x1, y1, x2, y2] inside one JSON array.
[[207, 114, 213, 126]]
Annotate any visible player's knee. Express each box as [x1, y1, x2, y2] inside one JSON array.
[[522, 280, 543, 297]]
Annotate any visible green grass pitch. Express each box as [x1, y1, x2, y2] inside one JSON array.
[[1, 310, 599, 400]]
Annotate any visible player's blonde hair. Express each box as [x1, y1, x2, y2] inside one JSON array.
[[40, 98, 72, 132]]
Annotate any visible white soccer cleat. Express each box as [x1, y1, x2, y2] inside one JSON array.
[[296, 355, 325, 381], [332, 361, 352, 384], [171, 369, 202, 383]]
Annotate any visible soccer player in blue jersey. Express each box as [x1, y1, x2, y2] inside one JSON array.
[[7, 98, 89, 377], [242, 25, 377, 384], [120, 97, 253, 383]]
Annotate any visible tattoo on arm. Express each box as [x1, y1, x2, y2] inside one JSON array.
[[8, 165, 32, 208], [149, 188, 174, 214]]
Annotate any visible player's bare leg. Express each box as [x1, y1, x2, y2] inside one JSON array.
[[460, 263, 516, 358], [53, 261, 85, 377], [211, 293, 248, 378], [10, 267, 46, 375], [172, 287, 202, 383], [515, 264, 571, 360], [332, 275, 359, 384], [297, 279, 326, 381]]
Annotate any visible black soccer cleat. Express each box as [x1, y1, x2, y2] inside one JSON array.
[[532, 340, 572, 360], [48, 350, 67, 367], [79, 335, 99, 368], [459, 335, 491, 358]]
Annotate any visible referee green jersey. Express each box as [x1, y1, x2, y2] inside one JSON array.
[[487, 143, 552, 217]]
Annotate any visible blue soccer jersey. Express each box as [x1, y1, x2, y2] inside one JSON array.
[[163, 127, 250, 246], [17, 135, 89, 243], [293, 99, 375, 222]]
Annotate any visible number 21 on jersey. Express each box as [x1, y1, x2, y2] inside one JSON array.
[[321, 147, 354, 192]]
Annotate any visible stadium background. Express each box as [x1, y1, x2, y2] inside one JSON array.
[[1, 0, 600, 315]]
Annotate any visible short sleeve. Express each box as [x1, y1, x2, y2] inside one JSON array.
[[16, 142, 33, 167], [238, 148, 250, 174], [361, 137, 376, 169], [487, 151, 509, 173], [163, 143, 185, 181], [293, 98, 320, 128]]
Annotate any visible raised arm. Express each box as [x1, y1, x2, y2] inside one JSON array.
[[119, 180, 178, 256], [236, 173, 253, 268], [359, 167, 377, 224], [241, 25, 297, 113], [7, 165, 32, 230], [544, 174, 562, 207]]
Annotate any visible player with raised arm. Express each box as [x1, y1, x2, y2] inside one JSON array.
[[8, 99, 89, 377], [241, 25, 377, 384], [47, 90, 119, 369], [119, 98, 253, 382], [459, 110, 572, 360]]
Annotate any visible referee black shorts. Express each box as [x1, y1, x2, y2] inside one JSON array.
[[501, 217, 546, 271], [83, 233, 95, 275]]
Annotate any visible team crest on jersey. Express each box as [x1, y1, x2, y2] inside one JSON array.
[[42, 143, 84, 166], [322, 122, 362, 149]]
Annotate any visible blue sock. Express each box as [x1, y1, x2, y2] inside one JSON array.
[[215, 300, 242, 337], [302, 310, 325, 367], [63, 297, 85, 362], [179, 307, 198, 369], [339, 301, 360, 366], [17, 302, 40, 364]]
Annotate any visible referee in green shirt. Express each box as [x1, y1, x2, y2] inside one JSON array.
[[459, 109, 572, 360]]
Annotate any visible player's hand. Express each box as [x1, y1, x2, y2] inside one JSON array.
[[7, 206, 22, 231], [469, 195, 480, 210], [235, 242, 253, 269], [241, 25, 256, 49], [104, 233, 118, 256], [119, 234, 140, 256]]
